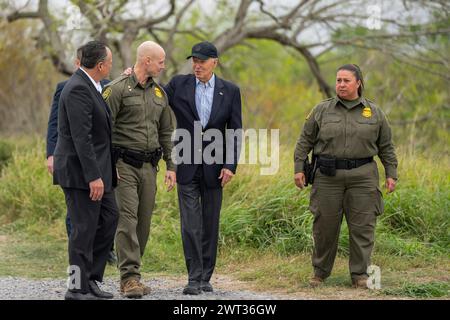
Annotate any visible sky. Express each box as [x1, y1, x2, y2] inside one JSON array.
[[5, 0, 435, 59]]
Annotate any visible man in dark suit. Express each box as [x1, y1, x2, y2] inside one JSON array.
[[46, 49, 109, 174], [53, 41, 118, 300], [46, 47, 116, 265], [165, 41, 242, 295]]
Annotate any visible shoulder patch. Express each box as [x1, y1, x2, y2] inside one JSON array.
[[102, 87, 112, 100]]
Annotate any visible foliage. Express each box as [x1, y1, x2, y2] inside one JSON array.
[[0, 139, 13, 171], [0, 20, 62, 135], [0, 141, 448, 260], [0, 139, 66, 231]]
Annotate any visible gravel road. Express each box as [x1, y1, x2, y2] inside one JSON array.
[[0, 276, 290, 300]]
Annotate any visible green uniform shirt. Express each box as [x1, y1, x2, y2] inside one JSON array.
[[103, 73, 175, 171], [294, 96, 398, 179]]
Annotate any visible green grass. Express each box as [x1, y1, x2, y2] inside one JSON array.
[[0, 232, 67, 278], [0, 139, 448, 298], [381, 282, 450, 298], [0, 139, 13, 172]]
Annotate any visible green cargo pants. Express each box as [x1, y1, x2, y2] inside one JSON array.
[[114, 159, 157, 282], [309, 161, 384, 281]]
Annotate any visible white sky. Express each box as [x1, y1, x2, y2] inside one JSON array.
[[5, 0, 435, 58]]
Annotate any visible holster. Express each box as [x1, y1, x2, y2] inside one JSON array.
[[122, 153, 144, 168], [149, 148, 163, 170], [303, 154, 318, 186], [113, 146, 162, 170]]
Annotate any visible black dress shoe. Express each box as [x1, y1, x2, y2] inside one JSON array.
[[64, 290, 100, 300], [200, 281, 213, 292], [89, 280, 114, 299], [107, 250, 117, 265], [182, 282, 201, 295]]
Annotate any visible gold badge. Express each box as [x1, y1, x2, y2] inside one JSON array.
[[154, 87, 163, 98], [102, 87, 112, 100], [362, 106, 372, 118], [306, 109, 313, 120]]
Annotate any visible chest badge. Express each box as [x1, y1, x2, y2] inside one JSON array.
[[154, 87, 163, 98], [362, 106, 372, 118]]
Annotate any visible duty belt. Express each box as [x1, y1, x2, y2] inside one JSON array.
[[112, 146, 162, 170], [334, 157, 373, 170]]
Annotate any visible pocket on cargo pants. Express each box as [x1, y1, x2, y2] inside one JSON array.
[[375, 187, 384, 216]]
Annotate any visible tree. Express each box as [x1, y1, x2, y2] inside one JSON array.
[[3, 0, 450, 97]]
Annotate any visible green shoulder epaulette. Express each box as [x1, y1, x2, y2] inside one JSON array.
[[104, 74, 129, 88], [102, 75, 129, 100]]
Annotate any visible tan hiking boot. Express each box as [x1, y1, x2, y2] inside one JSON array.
[[309, 276, 324, 288], [352, 277, 369, 289], [120, 279, 144, 298], [138, 281, 151, 296]]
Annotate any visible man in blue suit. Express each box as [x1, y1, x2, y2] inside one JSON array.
[[165, 41, 242, 295], [46, 47, 116, 264]]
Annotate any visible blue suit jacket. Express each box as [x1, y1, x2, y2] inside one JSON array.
[[46, 78, 109, 158], [164, 74, 242, 188]]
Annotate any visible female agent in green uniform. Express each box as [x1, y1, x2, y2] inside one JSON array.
[[294, 64, 398, 288]]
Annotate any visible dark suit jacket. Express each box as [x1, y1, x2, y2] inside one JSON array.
[[53, 69, 116, 191], [165, 74, 242, 188], [46, 79, 109, 158]]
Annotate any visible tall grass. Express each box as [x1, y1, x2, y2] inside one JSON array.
[[379, 153, 450, 250], [219, 148, 450, 257], [0, 139, 66, 236], [0, 140, 448, 259], [0, 139, 13, 172]]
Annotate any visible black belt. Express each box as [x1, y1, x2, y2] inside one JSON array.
[[334, 157, 373, 170], [113, 146, 160, 162], [112, 146, 162, 170]]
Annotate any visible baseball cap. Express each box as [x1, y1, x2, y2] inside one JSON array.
[[186, 41, 218, 60]]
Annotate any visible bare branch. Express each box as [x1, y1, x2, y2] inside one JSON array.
[[247, 29, 333, 97], [255, 0, 282, 26], [164, 0, 196, 61], [234, 0, 253, 27], [7, 0, 73, 75], [135, 0, 176, 29]]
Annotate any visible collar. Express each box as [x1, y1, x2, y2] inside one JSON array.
[[80, 67, 102, 93], [335, 95, 368, 109], [196, 73, 215, 88], [130, 71, 154, 89]]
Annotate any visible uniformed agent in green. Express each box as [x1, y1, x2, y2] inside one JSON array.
[[103, 41, 176, 298], [294, 64, 398, 289]]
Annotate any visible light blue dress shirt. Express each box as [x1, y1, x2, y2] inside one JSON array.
[[195, 74, 215, 127]]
